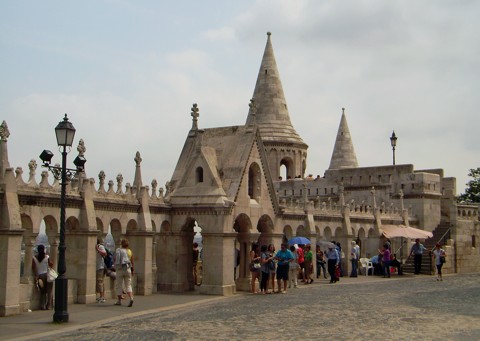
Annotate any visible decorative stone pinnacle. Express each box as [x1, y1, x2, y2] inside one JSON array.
[[77, 139, 86, 156], [267, 32, 271, 36], [0, 121, 10, 141], [249, 98, 256, 125], [134, 151, 142, 166], [342, 107, 345, 114], [191, 103, 199, 130]]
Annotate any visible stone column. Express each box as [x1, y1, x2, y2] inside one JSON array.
[[199, 232, 236, 295], [21, 236, 36, 284], [127, 231, 154, 295], [0, 229, 23, 316], [65, 230, 98, 304], [151, 234, 157, 293], [235, 233, 259, 292]]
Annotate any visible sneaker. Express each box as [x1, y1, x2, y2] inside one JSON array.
[[114, 301, 121, 306], [128, 300, 134, 307], [96, 297, 102, 302], [99, 298, 106, 303]]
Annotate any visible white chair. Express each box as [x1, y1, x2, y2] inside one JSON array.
[[359, 258, 374, 276]]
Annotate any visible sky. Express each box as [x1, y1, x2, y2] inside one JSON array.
[[1, 0, 478, 195]]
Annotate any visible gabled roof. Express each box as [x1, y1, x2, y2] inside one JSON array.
[[328, 108, 359, 170], [245, 32, 306, 147], [168, 125, 279, 212]]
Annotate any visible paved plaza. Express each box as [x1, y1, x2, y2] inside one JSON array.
[[4, 273, 480, 341]]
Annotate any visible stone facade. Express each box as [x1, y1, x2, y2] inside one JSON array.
[[0, 33, 479, 316]]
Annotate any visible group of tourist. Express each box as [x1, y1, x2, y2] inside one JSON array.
[[249, 241, 346, 294], [95, 237, 134, 307]]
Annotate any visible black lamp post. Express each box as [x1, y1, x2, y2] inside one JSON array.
[[39, 114, 85, 323], [390, 131, 397, 165]]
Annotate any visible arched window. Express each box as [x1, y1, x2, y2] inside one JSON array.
[[196, 167, 204, 183], [248, 163, 261, 200]]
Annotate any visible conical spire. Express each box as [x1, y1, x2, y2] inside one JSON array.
[[246, 32, 306, 146], [328, 108, 359, 169]]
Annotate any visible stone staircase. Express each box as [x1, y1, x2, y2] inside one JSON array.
[[402, 223, 451, 275]]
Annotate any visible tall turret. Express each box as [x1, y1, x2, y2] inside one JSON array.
[[328, 108, 358, 169], [246, 32, 308, 180]]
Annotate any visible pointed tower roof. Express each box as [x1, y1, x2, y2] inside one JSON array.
[[328, 108, 359, 169], [245, 32, 306, 147]]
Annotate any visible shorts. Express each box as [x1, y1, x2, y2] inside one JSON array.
[[96, 268, 106, 292], [276, 264, 289, 281]]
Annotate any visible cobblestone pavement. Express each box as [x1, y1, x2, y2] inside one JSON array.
[[39, 274, 480, 341]]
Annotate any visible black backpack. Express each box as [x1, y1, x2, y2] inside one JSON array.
[[103, 248, 114, 269]]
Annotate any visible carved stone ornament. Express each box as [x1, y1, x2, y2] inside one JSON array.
[[191, 103, 199, 130], [0, 121, 10, 141], [134, 151, 142, 166], [77, 139, 86, 156]]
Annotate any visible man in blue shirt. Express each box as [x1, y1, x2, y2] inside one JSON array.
[[409, 239, 426, 274], [274, 243, 294, 293], [326, 245, 340, 283]]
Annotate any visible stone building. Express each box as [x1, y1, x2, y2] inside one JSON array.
[[0, 33, 479, 316]]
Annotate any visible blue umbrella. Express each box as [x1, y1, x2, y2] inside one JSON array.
[[288, 236, 311, 245]]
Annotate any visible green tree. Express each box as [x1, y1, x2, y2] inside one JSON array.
[[458, 168, 480, 203]]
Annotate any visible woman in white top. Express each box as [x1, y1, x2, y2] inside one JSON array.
[[432, 243, 446, 281], [288, 245, 300, 288], [32, 244, 53, 310], [114, 238, 134, 307]]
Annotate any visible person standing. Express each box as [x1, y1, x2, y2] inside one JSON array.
[[260, 245, 274, 294], [95, 238, 107, 303], [193, 242, 200, 285], [249, 243, 261, 293], [380, 244, 391, 278], [296, 245, 306, 283], [114, 238, 134, 307], [274, 243, 294, 293], [304, 244, 314, 284], [350, 241, 360, 277], [316, 245, 327, 279], [32, 244, 53, 310], [432, 243, 446, 281], [267, 244, 276, 293], [409, 239, 426, 274], [288, 245, 299, 288], [326, 244, 340, 284]]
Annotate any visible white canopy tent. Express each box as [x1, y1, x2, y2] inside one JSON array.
[[381, 225, 433, 240]]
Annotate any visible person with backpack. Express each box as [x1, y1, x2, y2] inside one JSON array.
[[95, 237, 108, 303], [114, 238, 134, 307]]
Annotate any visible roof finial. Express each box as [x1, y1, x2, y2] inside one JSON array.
[[267, 31, 271, 37], [342, 107, 345, 115], [249, 98, 256, 125], [191, 103, 199, 130]]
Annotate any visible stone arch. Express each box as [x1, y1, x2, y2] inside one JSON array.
[[323, 226, 332, 241], [283, 225, 293, 243], [126, 219, 138, 233], [96, 217, 105, 235], [195, 166, 204, 183], [65, 216, 80, 231], [296, 224, 309, 237], [110, 219, 123, 246], [257, 214, 274, 246], [248, 162, 261, 201], [280, 157, 294, 180], [20, 215, 34, 280], [234, 213, 254, 290]]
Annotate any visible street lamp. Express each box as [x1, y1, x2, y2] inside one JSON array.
[[390, 131, 397, 165], [39, 114, 85, 323]]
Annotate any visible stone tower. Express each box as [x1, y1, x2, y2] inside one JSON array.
[[246, 32, 308, 180], [328, 108, 358, 169]]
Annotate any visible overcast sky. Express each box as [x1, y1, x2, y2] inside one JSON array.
[[1, 0, 478, 195]]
